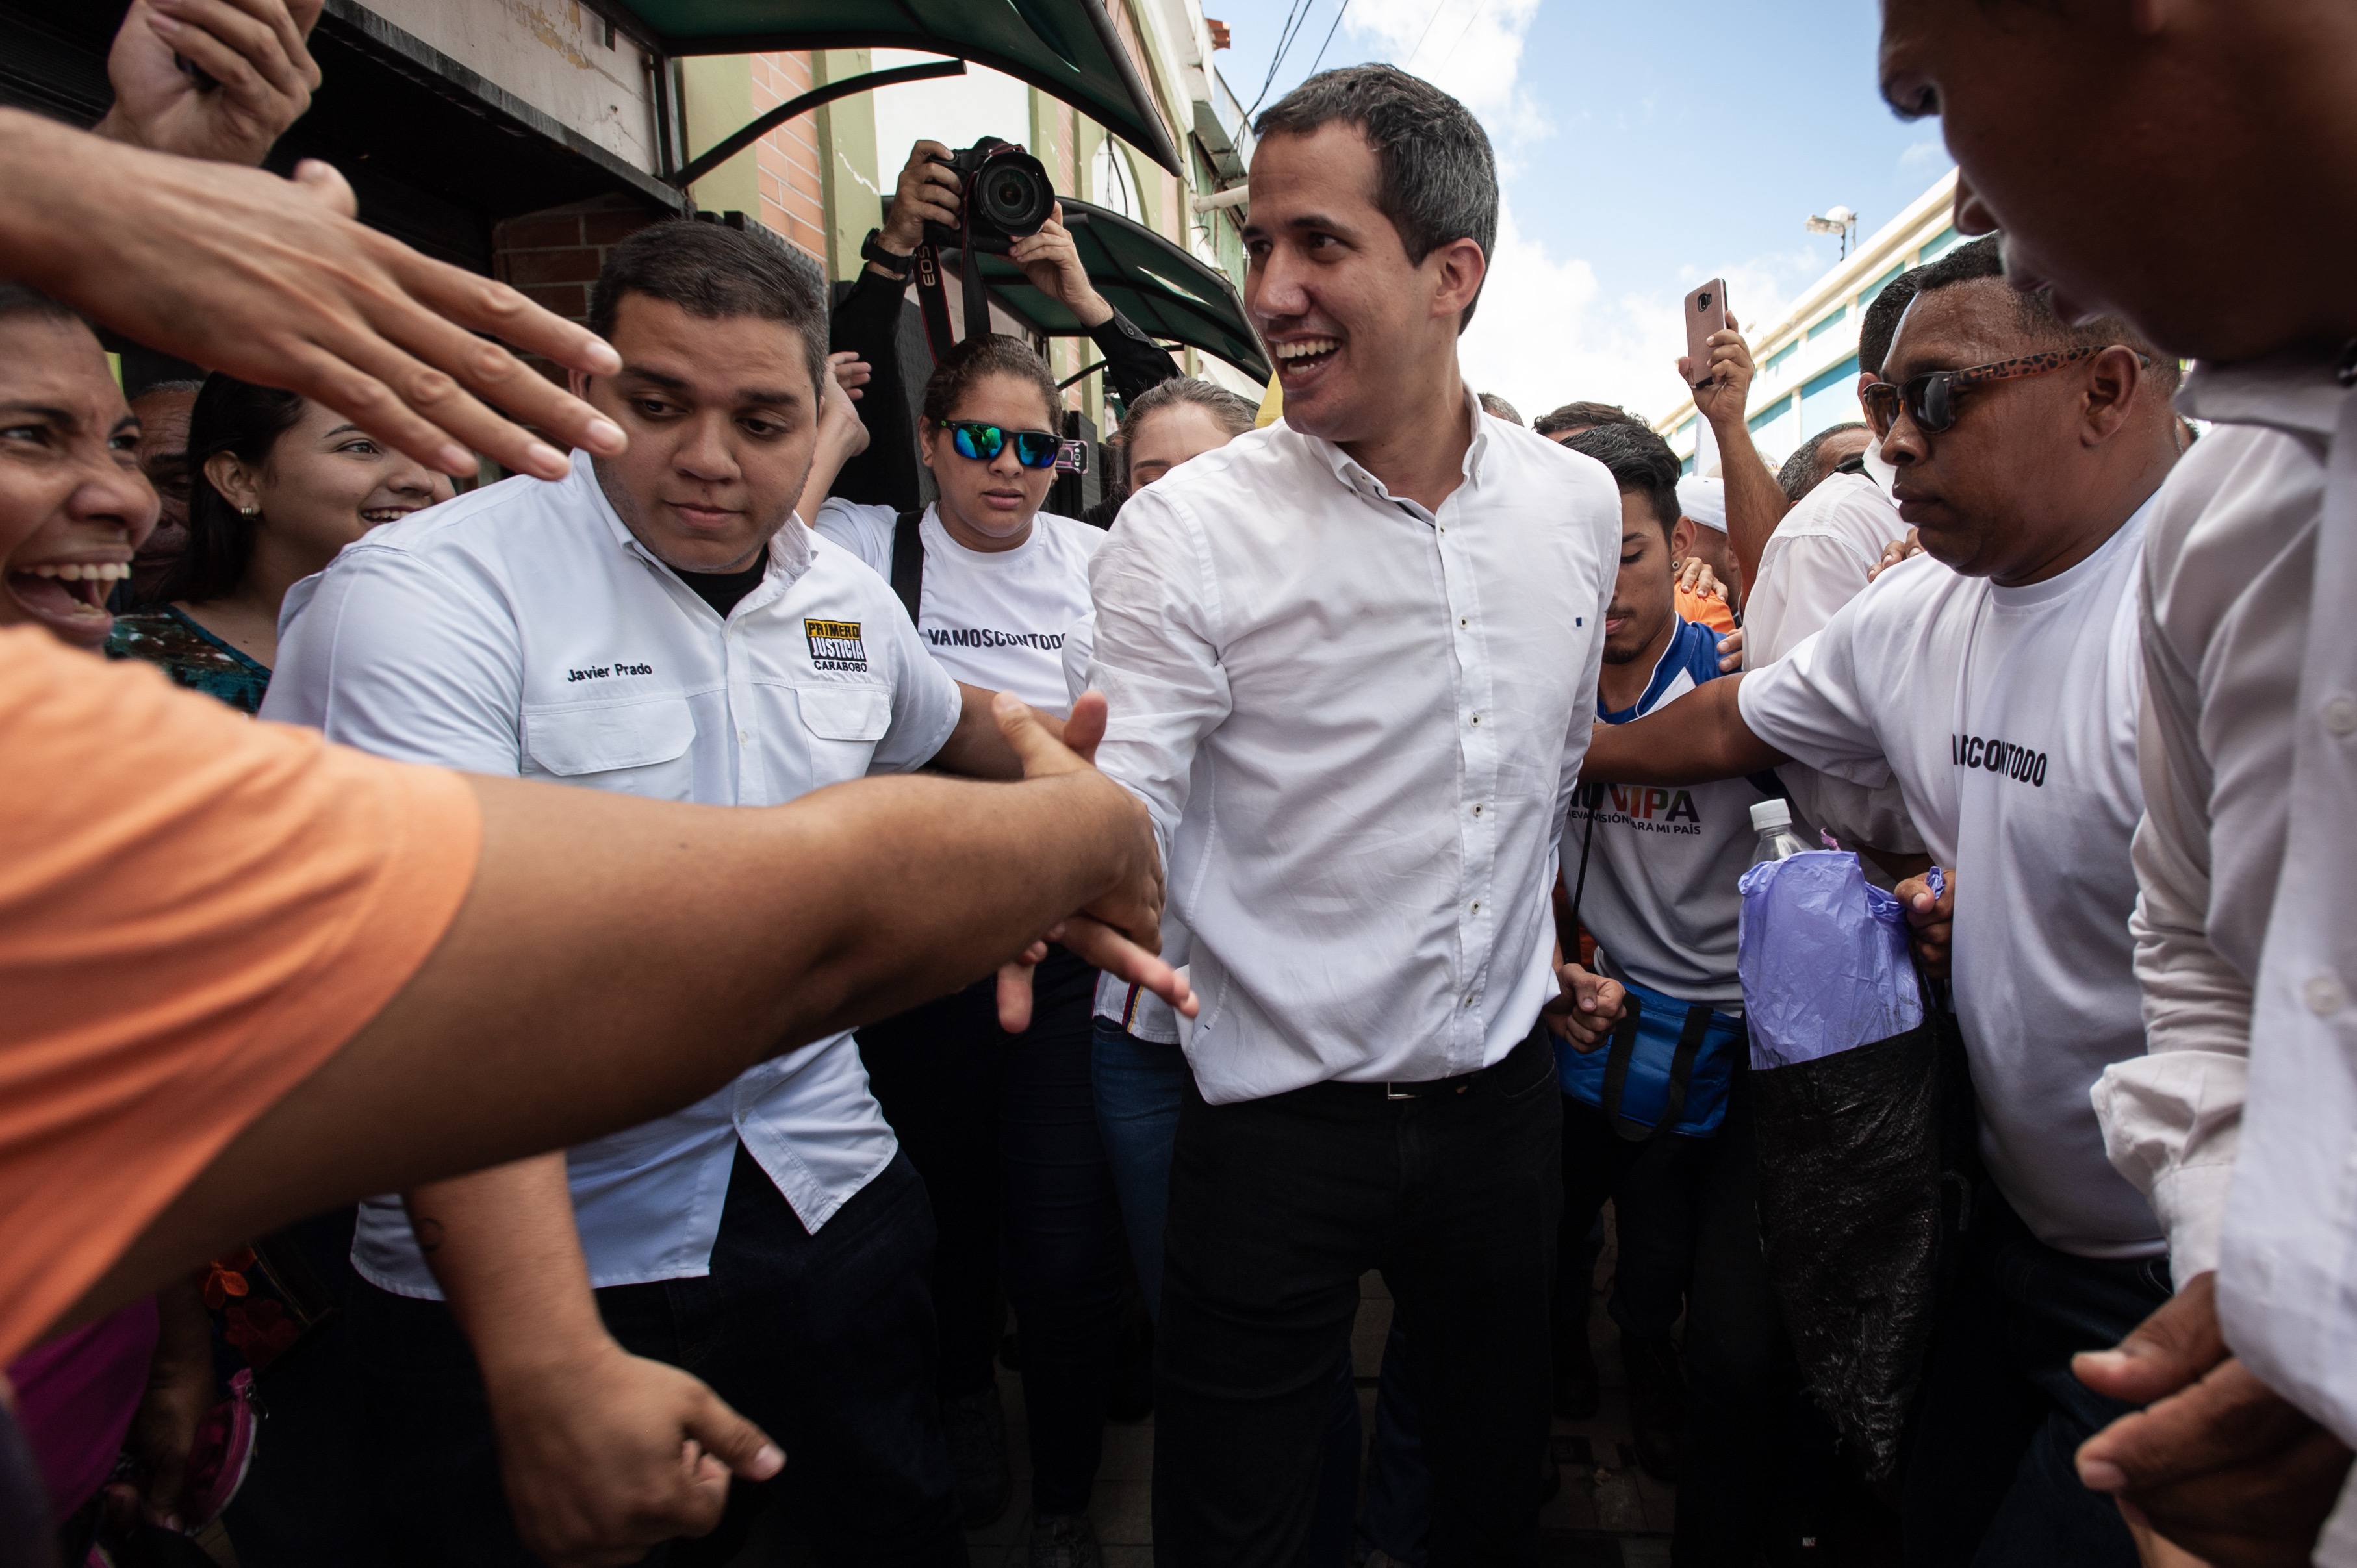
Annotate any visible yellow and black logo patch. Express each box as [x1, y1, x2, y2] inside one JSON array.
[[805, 618, 868, 672]]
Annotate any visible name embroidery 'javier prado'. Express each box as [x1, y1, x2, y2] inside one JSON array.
[[806, 618, 869, 672]]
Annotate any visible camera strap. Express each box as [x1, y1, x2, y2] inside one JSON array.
[[911, 203, 995, 360], [913, 244, 956, 360]]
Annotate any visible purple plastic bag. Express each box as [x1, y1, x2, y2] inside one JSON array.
[[1737, 850, 1924, 1070]]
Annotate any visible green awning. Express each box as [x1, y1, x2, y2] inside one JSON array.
[[964, 196, 1268, 383], [599, 0, 1182, 175]]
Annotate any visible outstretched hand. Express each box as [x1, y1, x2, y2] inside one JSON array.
[[0, 109, 625, 483], [991, 690, 1193, 1031]]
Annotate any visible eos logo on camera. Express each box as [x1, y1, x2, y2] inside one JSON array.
[[928, 137, 1054, 251]]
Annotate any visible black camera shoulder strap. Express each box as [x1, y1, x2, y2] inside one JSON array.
[[890, 509, 925, 626], [1570, 779, 1700, 1143]]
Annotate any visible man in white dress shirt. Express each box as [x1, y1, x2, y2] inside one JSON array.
[[267, 222, 1046, 1568], [1085, 66, 1622, 1563], [1874, 1, 2357, 1562]]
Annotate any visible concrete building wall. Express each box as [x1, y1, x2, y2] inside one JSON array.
[[366, 0, 658, 172]]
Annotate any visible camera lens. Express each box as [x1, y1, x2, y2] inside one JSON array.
[[974, 151, 1052, 238]]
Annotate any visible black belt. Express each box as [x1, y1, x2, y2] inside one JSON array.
[[1372, 1024, 1546, 1100]]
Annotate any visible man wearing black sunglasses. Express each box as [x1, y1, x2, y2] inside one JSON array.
[[1580, 233, 2183, 1566]]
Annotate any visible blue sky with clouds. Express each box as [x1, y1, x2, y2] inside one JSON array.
[[1216, 0, 1954, 422]]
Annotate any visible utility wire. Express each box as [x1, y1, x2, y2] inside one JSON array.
[[1244, 0, 1316, 118], [1303, 0, 1356, 77]]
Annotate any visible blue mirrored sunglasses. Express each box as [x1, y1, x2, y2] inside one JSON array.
[[947, 420, 1062, 469]]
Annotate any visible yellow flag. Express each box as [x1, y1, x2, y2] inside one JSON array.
[[1255, 370, 1283, 427]]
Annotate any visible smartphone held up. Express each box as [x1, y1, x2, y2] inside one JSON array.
[[1684, 279, 1729, 391]]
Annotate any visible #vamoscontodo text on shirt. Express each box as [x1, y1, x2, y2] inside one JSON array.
[[810, 500, 1102, 715]]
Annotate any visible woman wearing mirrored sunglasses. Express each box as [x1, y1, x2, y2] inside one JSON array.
[[811, 334, 1125, 1565]]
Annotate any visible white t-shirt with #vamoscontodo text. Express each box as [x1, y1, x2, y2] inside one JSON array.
[[813, 501, 1101, 714], [1736, 498, 2161, 1260]]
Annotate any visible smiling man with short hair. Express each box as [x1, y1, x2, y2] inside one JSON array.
[[266, 219, 1028, 1568], [1084, 64, 1623, 1564]]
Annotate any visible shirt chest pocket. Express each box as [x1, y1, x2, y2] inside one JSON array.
[[523, 698, 699, 800], [793, 682, 892, 787]]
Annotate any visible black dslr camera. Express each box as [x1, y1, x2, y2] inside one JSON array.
[[926, 137, 1054, 253]]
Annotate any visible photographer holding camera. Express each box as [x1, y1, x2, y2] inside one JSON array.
[[828, 140, 1179, 515]]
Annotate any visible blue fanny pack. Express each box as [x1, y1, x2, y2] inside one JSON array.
[[1555, 975, 1740, 1139], [1554, 794, 1741, 1140]]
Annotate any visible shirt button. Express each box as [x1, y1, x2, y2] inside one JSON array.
[[2308, 975, 2347, 1016], [2325, 696, 2357, 736], [1470, 902, 1481, 913], [1459, 616, 1469, 628], [737, 728, 751, 744], [1470, 713, 1481, 726], [1472, 803, 1484, 816], [1464, 993, 1477, 1008]]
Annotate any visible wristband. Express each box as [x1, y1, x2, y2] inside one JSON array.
[[860, 228, 913, 278]]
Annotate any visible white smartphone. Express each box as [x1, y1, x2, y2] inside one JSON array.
[[1683, 279, 1729, 390]]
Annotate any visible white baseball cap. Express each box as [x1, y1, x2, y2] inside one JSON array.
[[1676, 474, 1727, 534]]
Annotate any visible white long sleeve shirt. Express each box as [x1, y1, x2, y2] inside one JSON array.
[[2087, 347, 2357, 1557], [1086, 399, 1620, 1104], [1742, 472, 1926, 868]]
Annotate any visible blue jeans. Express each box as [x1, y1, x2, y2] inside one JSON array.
[[1091, 1018, 1189, 1317]]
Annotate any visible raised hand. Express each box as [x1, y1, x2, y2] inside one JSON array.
[[95, 0, 323, 166], [1678, 312, 1759, 427], [1008, 202, 1114, 329], [878, 140, 962, 257]]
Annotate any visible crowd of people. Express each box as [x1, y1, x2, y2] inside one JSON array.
[[6, 3, 2357, 1568]]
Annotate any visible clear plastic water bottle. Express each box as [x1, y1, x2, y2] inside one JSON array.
[[1749, 798, 1812, 866]]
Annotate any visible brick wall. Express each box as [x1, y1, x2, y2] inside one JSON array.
[[749, 52, 827, 265], [491, 195, 669, 327]]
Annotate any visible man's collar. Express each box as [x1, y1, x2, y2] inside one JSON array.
[[570, 444, 813, 587], [1295, 381, 1489, 504], [2178, 340, 2357, 436]]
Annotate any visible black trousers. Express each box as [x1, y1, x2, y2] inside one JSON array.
[[856, 947, 1125, 1515], [1902, 1184, 2172, 1568], [1153, 1026, 1562, 1568], [1556, 1067, 1803, 1565], [348, 1147, 963, 1568]]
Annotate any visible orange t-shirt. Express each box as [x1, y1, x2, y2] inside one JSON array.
[[1676, 583, 1738, 635], [0, 629, 481, 1360]]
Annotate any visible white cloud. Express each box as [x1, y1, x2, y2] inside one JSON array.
[[1260, 1, 1825, 431], [1899, 136, 1949, 171], [1460, 210, 1822, 429], [1341, 0, 1550, 145]]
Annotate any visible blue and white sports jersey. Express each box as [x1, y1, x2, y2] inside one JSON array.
[[1566, 618, 1766, 1009]]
